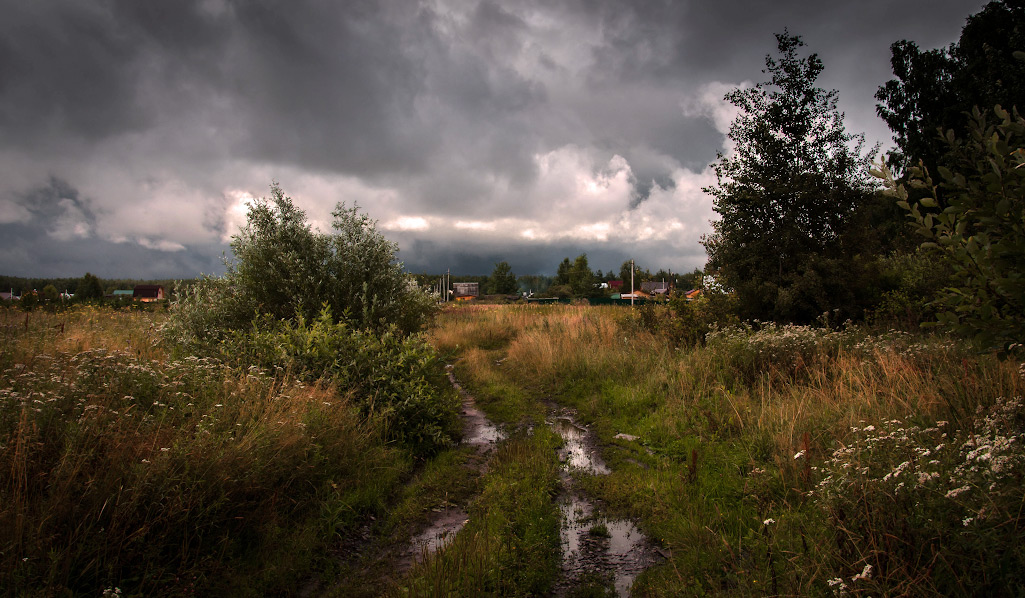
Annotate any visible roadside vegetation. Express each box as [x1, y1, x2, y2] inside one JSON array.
[[432, 303, 1024, 596]]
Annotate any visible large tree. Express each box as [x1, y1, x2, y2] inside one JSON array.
[[702, 32, 875, 322], [878, 106, 1025, 354], [487, 261, 518, 294], [876, 1, 1025, 174]]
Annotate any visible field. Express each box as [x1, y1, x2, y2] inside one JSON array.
[[2, 304, 1023, 596]]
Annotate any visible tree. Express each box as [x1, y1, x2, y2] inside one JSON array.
[[76, 272, 104, 301], [569, 253, 597, 297], [555, 257, 572, 286], [876, 1, 1025, 174], [166, 183, 435, 349], [702, 31, 875, 322], [40, 285, 60, 303], [877, 106, 1025, 354], [488, 261, 518, 294]]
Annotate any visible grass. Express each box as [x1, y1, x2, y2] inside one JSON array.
[[429, 303, 1024, 596], [5, 303, 1020, 595], [397, 428, 563, 597], [0, 306, 414, 595]]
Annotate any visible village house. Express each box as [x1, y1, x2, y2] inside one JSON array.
[[133, 285, 165, 302]]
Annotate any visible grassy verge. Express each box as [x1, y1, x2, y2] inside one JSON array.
[[397, 428, 563, 597], [430, 304, 1024, 596], [0, 307, 423, 595]]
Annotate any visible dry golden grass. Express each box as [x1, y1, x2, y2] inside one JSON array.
[[0, 306, 401, 595], [433, 303, 1023, 470]]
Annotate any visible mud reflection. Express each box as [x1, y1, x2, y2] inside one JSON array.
[[409, 507, 468, 558]]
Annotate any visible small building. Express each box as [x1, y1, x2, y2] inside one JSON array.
[[111, 290, 134, 299], [684, 289, 702, 301], [133, 285, 165, 302], [641, 281, 670, 296], [452, 282, 479, 301]]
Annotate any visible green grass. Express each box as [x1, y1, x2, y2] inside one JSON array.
[[397, 428, 563, 597], [429, 304, 1025, 596]]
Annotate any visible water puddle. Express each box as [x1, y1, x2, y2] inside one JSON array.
[[448, 365, 505, 451], [408, 507, 468, 557], [398, 366, 504, 571], [549, 410, 662, 597], [550, 416, 610, 475]]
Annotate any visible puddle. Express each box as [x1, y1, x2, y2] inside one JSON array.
[[447, 365, 506, 450], [550, 416, 610, 475], [549, 410, 662, 597], [398, 366, 504, 571], [408, 507, 468, 556]]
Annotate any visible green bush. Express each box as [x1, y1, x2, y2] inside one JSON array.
[[878, 106, 1025, 354], [217, 307, 460, 457], [163, 183, 437, 352]]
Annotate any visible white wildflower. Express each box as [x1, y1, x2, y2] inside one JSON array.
[[851, 564, 873, 581]]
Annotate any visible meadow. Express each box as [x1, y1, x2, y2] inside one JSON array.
[[1, 303, 1022, 596], [429, 303, 1024, 596]]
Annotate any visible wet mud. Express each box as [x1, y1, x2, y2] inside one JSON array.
[[549, 408, 663, 597], [397, 365, 504, 570]]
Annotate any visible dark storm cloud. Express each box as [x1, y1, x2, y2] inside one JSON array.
[[0, 178, 225, 278], [0, 0, 991, 278]]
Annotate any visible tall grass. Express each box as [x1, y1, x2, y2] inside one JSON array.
[[431, 304, 1024, 596], [0, 307, 408, 595]]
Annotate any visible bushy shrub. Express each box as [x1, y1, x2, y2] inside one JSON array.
[[632, 290, 739, 347], [163, 184, 436, 352], [816, 395, 1025, 595], [217, 307, 460, 456], [705, 322, 847, 383]]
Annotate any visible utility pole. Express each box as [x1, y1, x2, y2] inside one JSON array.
[[623, 260, 631, 309]]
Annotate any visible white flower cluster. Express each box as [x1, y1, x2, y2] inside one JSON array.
[[818, 394, 1025, 533]]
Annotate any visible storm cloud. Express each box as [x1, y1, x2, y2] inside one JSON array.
[[0, 0, 984, 277]]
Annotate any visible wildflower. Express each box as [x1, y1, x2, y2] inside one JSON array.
[[851, 564, 873, 581], [962, 516, 974, 526], [763, 518, 776, 526], [794, 450, 806, 460]]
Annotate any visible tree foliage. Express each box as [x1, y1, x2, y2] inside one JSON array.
[[702, 32, 875, 322], [877, 106, 1025, 354], [166, 183, 435, 350], [488, 261, 518, 294], [76, 273, 104, 301], [876, 1, 1025, 174]]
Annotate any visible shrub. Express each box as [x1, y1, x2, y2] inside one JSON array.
[[163, 183, 436, 352], [817, 395, 1025, 595], [217, 307, 460, 457], [878, 106, 1025, 354]]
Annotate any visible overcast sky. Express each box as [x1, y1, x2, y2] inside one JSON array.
[[0, 0, 984, 279]]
